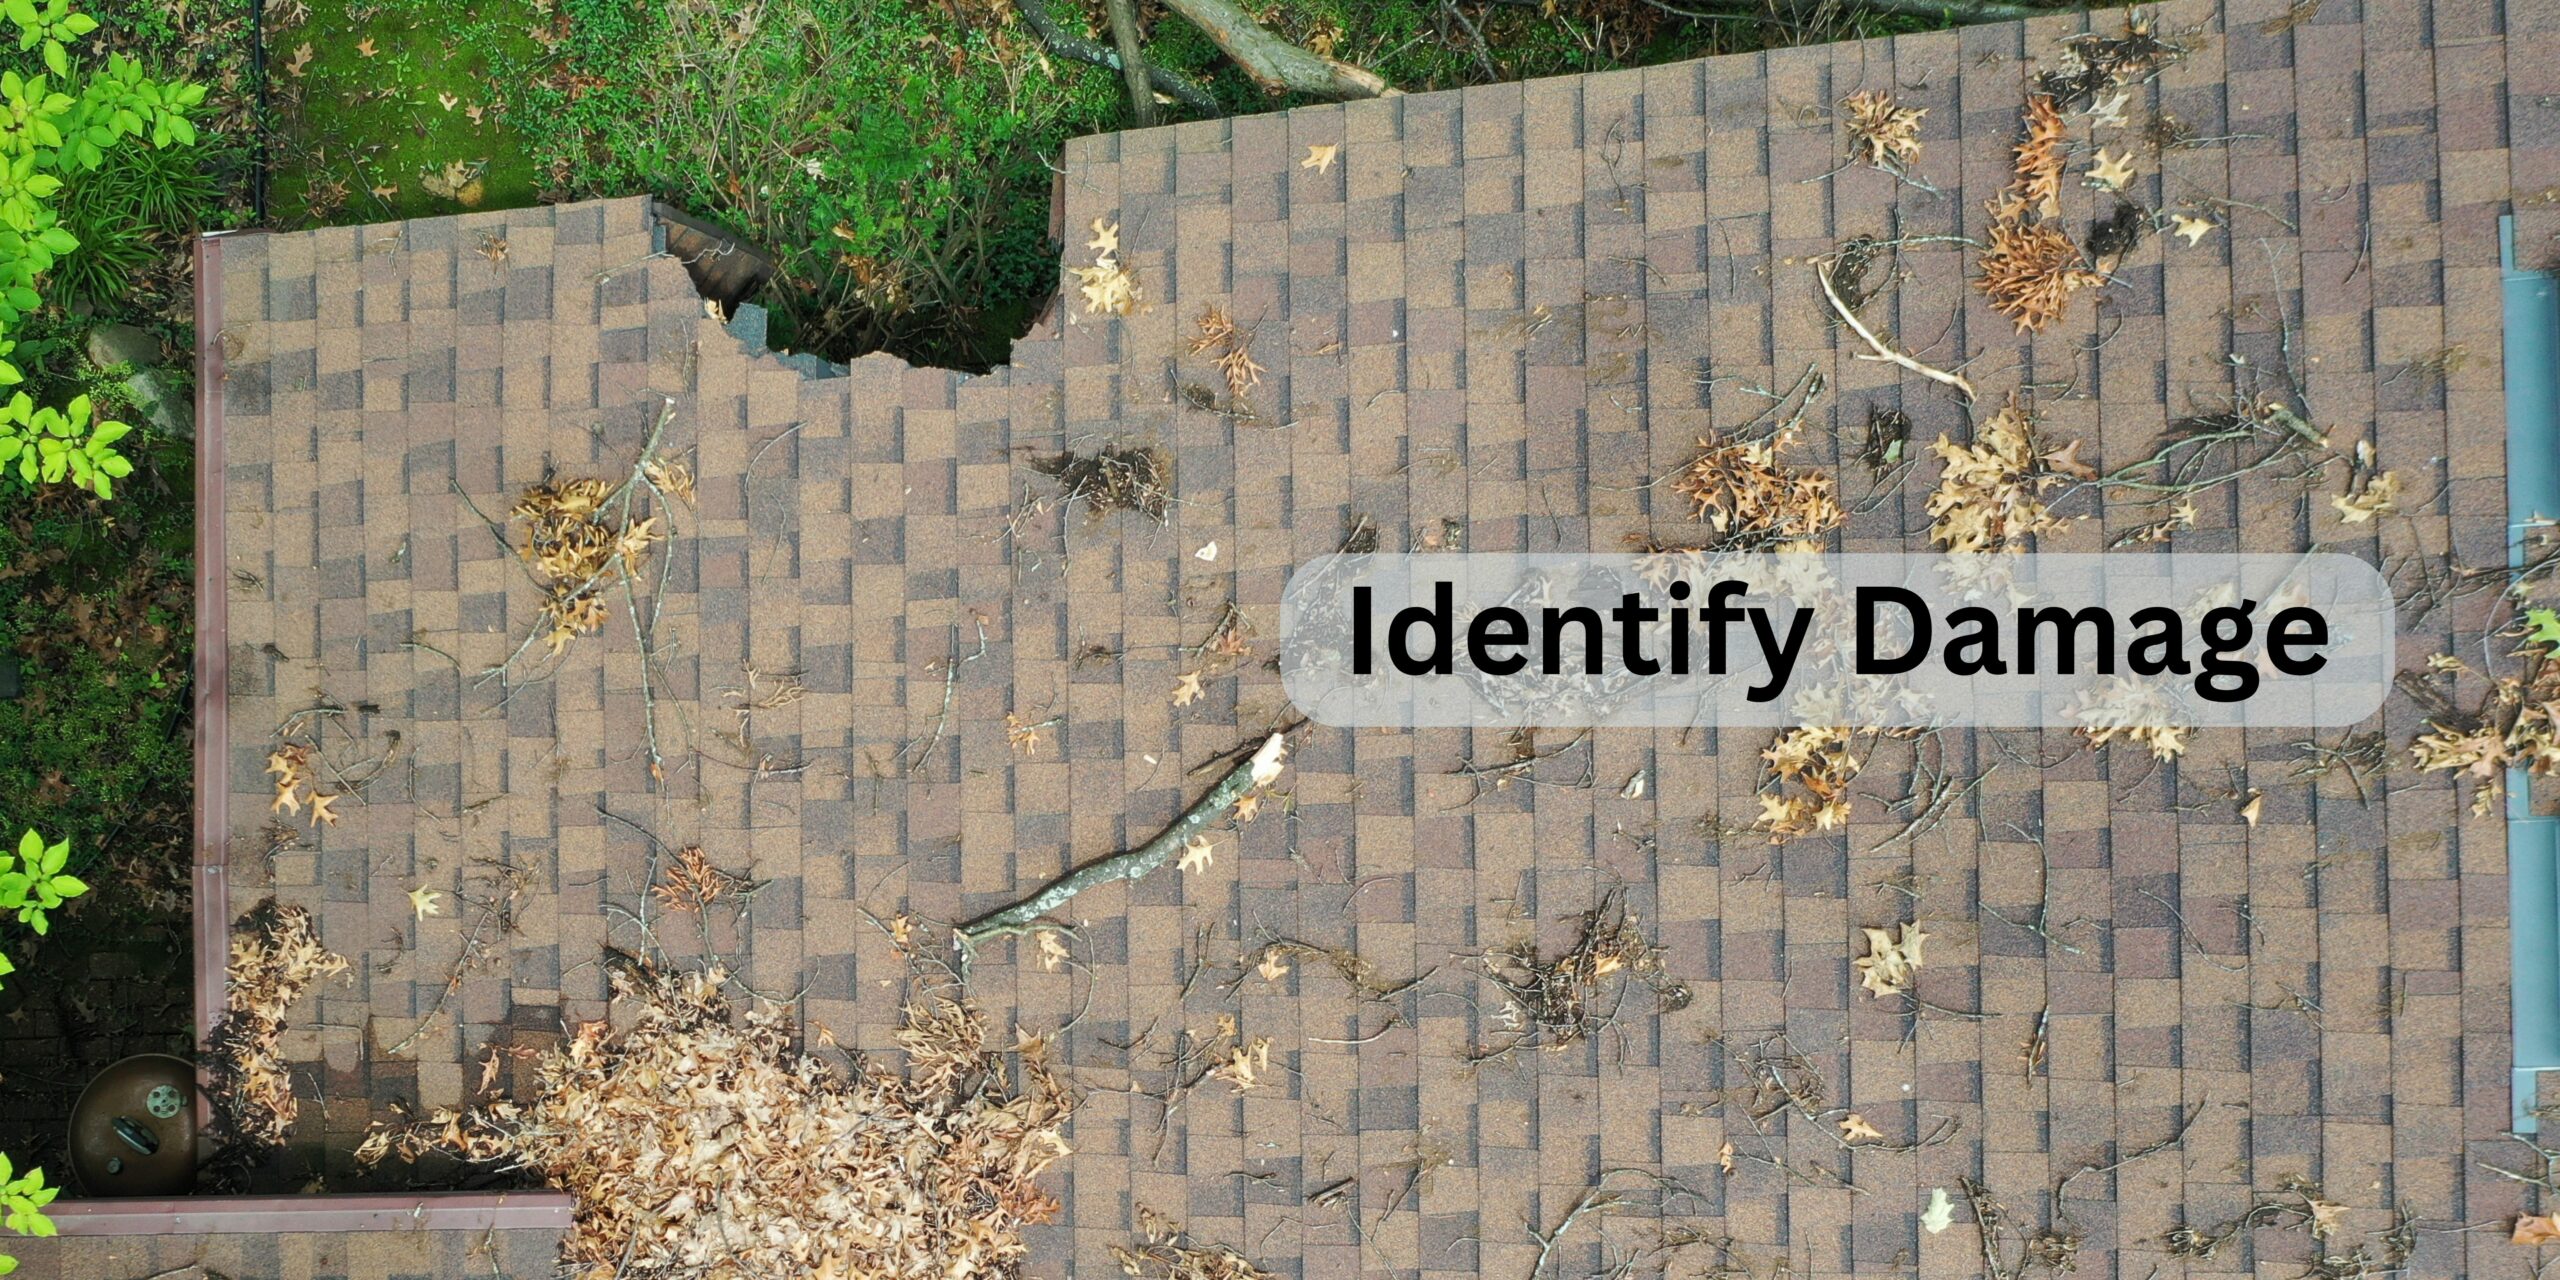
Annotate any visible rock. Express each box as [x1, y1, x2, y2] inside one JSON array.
[[85, 322, 192, 441]]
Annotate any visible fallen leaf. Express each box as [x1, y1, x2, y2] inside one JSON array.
[[1194, 540, 1219, 562], [1717, 1141, 1735, 1174], [2306, 1197, 2348, 1239], [1257, 950, 1290, 982], [2239, 791, 2263, 826], [1234, 792, 1263, 823], [285, 42, 314, 77], [1619, 771, 1645, 800], [1086, 218, 1120, 257], [308, 791, 341, 827], [438, 92, 460, 111], [1853, 922, 1928, 997], [1249, 733, 1288, 787], [408, 885, 444, 921], [369, 184, 399, 200], [1035, 930, 1070, 972], [1179, 834, 1215, 873], [2086, 91, 2130, 128], [1839, 1113, 1885, 1143], [271, 780, 302, 817], [422, 159, 487, 208], [357, 36, 377, 56], [1301, 144, 1338, 174], [478, 1050, 503, 1093], [2171, 213, 2216, 246], [1839, 89, 1926, 170], [2515, 1213, 2560, 1246], [2333, 470, 2400, 524], [2085, 149, 2137, 192], [466, 105, 486, 126], [1922, 1187, 1955, 1234], [2042, 438, 2099, 480], [2526, 607, 2560, 651], [1171, 670, 1205, 707]]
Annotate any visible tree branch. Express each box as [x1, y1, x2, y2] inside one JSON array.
[[1160, 0, 1393, 99], [1103, 0, 1159, 128], [1012, 0, 1219, 115], [956, 734, 1281, 944]]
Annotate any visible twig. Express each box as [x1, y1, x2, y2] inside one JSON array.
[[1816, 257, 1976, 402]]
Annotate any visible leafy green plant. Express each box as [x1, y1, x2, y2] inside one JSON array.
[[0, 829, 81, 1268], [0, 1151, 55, 1272], [0, 829, 87, 944], [0, 0, 199, 497], [0, 391, 127, 494]]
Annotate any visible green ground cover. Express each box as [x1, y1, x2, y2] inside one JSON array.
[[267, 0, 544, 224], [261, 1, 1954, 369]]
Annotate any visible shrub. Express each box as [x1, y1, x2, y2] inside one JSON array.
[[0, 829, 88, 1269], [50, 137, 214, 307], [0, 0, 203, 497]]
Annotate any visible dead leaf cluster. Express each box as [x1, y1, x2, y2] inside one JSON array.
[[1977, 217, 2107, 335], [1032, 443, 1175, 523], [364, 959, 1073, 1280], [1839, 89, 1925, 172], [1926, 396, 2080, 560], [1074, 218, 1143, 316], [513, 475, 663, 657], [1115, 1205, 1275, 1280], [1473, 891, 1685, 1060], [203, 900, 347, 1183], [1753, 724, 1859, 839], [2037, 15, 2189, 111], [652, 845, 751, 915], [2064, 674, 2194, 760], [2409, 634, 2560, 811], [263, 741, 343, 828], [1974, 94, 2108, 333], [1190, 305, 1265, 401], [1669, 430, 1845, 550]]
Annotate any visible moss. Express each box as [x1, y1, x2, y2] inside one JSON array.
[[266, 0, 544, 225]]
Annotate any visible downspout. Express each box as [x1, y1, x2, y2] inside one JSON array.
[[2503, 214, 2560, 1133]]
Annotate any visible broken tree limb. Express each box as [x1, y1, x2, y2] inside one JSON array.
[[1012, 0, 1219, 115], [1160, 0, 1392, 99], [1103, 0, 1158, 128], [956, 734, 1285, 947], [1817, 257, 1978, 403]]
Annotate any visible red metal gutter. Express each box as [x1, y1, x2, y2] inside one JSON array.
[[191, 230, 231, 1050], [52, 1190, 574, 1234], [54, 230, 574, 1237]]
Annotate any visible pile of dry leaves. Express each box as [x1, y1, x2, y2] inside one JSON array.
[[1975, 93, 2106, 333], [1669, 430, 1844, 550], [514, 475, 667, 657], [1755, 724, 1861, 839], [1927, 395, 2084, 592], [203, 900, 347, 1186], [2409, 616, 2560, 811], [362, 957, 1073, 1280], [1840, 89, 1926, 174], [1115, 1206, 1274, 1280]]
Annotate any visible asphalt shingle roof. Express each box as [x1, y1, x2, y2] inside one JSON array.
[[32, 0, 2556, 1274]]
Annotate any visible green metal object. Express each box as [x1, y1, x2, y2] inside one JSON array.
[[2503, 214, 2560, 1134]]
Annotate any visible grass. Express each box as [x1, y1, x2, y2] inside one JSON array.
[[266, 0, 545, 225], [245, 0, 1977, 370]]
